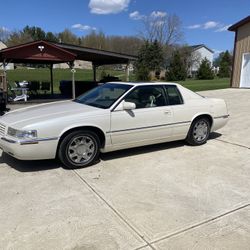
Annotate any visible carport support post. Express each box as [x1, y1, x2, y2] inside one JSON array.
[[50, 64, 54, 95], [2, 60, 8, 104], [3, 60, 7, 93], [71, 68, 76, 99], [125, 63, 130, 82], [93, 64, 97, 82]]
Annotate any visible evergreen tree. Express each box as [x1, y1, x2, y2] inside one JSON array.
[[197, 58, 214, 80], [218, 50, 232, 78], [45, 32, 59, 42], [135, 40, 164, 81], [165, 50, 187, 81], [23, 26, 46, 40]]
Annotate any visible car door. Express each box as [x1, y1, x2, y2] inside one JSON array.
[[110, 85, 174, 148], [163, 85, 192, 139]]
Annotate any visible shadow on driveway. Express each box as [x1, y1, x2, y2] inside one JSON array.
[[101, 132, 222, 161], [0, 153, 60, 172], [0, 132, 222, 171]]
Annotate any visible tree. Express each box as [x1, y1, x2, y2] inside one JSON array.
[[6, 30, 33, 46], [197, 58, 214, 80], [58, 29, 78, 44], [166, 50, 187, 81], [140, 13, 183, 46], [23, 26, 46, 40], [6, 26, 47, 46], [45, 32, 59, 42], [135, 40, 165, 81], [218, 50, 232, 78], [81, 31, 107, 49], [0, 27, 10, 43]]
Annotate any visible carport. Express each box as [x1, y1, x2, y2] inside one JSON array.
[[0, 40, 136, 98]]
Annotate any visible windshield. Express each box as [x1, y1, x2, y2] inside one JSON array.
[[74, 83, 132, 109]]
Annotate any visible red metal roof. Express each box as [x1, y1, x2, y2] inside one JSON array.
[[0, 40, 76, 64], [0, 40, 137, 65]]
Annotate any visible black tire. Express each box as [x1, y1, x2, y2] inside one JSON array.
[[58, 130, 100, 169], [186, 117, 211, 146]]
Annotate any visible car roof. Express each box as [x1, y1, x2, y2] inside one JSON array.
[[107, 81, 180, 87]]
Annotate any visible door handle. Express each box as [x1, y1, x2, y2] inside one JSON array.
[[164, 110, 172, 115]]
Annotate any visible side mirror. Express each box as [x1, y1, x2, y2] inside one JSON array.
[[115, 101, 136, 111], [123, 101, 136, 110]]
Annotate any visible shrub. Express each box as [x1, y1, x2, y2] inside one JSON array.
[[197, 58, 214, 80]]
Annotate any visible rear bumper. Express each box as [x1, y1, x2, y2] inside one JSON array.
[[0, 136, 58, 160], [211, 115, 229, 132]]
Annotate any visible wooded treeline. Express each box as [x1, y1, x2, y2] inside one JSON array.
[[0, 26, 143, 55]]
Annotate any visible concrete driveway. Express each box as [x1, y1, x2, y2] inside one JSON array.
[[0, 89, 249, 250]]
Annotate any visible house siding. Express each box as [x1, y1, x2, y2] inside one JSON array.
[[231, 22, 250, 87], [188, 46, 214, 77], [0, 41, 14, 70]]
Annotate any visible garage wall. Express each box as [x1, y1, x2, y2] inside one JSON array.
[[232, 22, 250, 87]]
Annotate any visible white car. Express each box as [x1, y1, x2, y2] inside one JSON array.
[[0, 82, 229, 168]]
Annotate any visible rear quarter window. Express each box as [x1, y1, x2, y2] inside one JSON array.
[[165, 86, 183, 105]]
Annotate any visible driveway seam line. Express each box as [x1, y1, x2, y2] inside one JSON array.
[[215, 138, 250, 149], [149, 203, 250, 245], [133, 244, 151, 250], [72, 169, 155, 250]]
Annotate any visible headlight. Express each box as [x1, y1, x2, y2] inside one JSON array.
[[8, 127, 37, 139]]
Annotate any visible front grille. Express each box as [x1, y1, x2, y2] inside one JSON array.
[[0, 123, 6, 136]]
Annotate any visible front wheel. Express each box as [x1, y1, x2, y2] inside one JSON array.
[[58, 130, 100, 169], [186, 117, 211, 146]]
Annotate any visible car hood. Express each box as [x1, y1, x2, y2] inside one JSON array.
[[0, 100, 101, 127]]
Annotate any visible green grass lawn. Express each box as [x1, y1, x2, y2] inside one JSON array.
[[177, 78, 230, 92], [2, 68, 128, 93], [1, 68, 230, 93]]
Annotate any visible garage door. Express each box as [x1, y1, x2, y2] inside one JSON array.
[[240, 53, 250, 88]]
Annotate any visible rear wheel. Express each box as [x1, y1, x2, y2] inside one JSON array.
[[58, 130, 100, 169], [186, 117, 211, 146]]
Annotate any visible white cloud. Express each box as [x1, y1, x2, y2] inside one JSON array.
[[150, 11, 167, 18], [89, 0, 130, 14], [71, 24, 96, 31], [129, 11, 145, 20], [213, 49, 223, 55], [0, 26, 9, 32], [130, 10, 167, 22], [187, 24, 201, 29], [203, 21, 219, 29], [215, 24, 232, 32], [187, 21, 231, 31]]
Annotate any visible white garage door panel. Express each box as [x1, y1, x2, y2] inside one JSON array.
[[240, 53, 250, 88]]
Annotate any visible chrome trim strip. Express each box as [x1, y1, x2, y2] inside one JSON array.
[[20, 141, 39, 145], [106, 121, 191, 134], [214, 115, 230, 119], [1, 137, 17, 143], [34, 137, 59, 142], [20, 137, 59, 145], [1, 137, 59, 145]]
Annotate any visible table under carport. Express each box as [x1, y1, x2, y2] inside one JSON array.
[[0, 40, 136, 102]]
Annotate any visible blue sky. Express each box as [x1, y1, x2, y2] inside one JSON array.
[[1, 0, 249, 55]]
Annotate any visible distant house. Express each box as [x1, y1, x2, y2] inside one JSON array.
[[0, 41, 14, 70], [228, 16, 250, 88], [53, 60, 92, 70], [188, 44, 214, 77]]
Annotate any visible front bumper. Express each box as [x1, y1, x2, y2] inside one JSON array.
[[0, 136, 59, 160]]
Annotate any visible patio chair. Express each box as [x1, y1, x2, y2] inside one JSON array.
[[29, 81, 40, 95], [9, 81, 29, 102]]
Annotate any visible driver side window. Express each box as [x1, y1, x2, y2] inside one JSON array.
[[124, 86, 166, 109]]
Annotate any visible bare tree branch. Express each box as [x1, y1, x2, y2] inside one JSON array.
[[140, 13, 183, 46]]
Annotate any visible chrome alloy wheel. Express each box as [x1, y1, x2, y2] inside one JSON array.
[[193, 120, 209, 142], [67, 136, 95, 164]]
